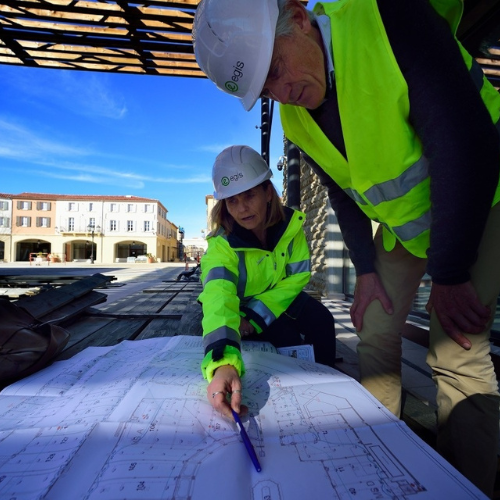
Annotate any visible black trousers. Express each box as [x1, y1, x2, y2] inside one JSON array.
[[249, 292, 336, 368]]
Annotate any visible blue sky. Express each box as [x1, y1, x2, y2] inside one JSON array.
[[0, 64, 286, 239]]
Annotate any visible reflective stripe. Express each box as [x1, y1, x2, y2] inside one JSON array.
[[345, 188, 367, 205], [363, 156, 429, 205], [246, 298, 276, 326], [203, 326, 240, 351], [391, 210, 431, 241], [344, 156, 429, 206], [236, 251, 247, 299], [203, 266, 237, 287], [286, 259, 311, 276]]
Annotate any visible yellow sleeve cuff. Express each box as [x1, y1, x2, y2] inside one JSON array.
[[201, 345, 246, 382]]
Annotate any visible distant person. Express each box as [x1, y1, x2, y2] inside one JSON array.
[[193, 0, 500, 495], [198, 145, 336, 419]]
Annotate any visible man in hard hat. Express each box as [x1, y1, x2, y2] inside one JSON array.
[[193, 0, 500, 496], [199, 145, 337, 419]]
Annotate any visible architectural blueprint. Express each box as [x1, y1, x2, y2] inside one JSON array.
[[0, 336, 486, 499]]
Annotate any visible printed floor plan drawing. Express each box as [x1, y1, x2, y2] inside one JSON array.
[[0, 336, 486, 499]]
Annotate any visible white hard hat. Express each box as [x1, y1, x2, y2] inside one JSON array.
[[212, 146, 273, 200], [193, 0, 278, 111]]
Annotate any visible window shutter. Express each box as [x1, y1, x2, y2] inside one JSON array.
[[36, 217, 40, 227], [27, 216, 32, 227]]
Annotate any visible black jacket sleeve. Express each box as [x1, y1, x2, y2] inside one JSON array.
[[302, 152, 377, 276]]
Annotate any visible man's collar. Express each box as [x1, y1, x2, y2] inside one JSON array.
[[312, 12, 335, 90]]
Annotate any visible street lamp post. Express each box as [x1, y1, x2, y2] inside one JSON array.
[[87, 224, 101, 264], [178, 227, 185, 261]]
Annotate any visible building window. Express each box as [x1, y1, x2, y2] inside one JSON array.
[[127, 220, 134, 232], [144, 221, 150, 232], [68, 202, 76, 211], [19, 216, 31, 227], [0, 201, 8, 211], [37, 201, 51, 211], [110, 203, 117, 212], [68, 217, 75, 231], [0, 217, 9, 227], [110, 220, 117, 231], [89, 203, 93, 212], [127, 204, 134, 213], [36, 217, 50, 228], [18, 201, 31, 210], [88, 218, 96, 229]]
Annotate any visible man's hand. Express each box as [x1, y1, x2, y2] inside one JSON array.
[[350, 272, 394, 331], [207, 365, 248, 419], [426, 281, 491, 350]]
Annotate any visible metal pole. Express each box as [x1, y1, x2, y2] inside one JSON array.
[[260, 97, 270, 165], [287, 140, 301, 210], [90, 230, 94, 264]]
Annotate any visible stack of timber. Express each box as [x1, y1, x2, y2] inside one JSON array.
[[47, 277, 203, 362], [13, 273, 114, 326], [0, 274, 119, 300], [3, 269, 203, 365]]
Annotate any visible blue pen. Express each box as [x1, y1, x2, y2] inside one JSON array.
[[231, 408, 262, 472]]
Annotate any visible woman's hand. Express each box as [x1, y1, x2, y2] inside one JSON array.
[[207, 365, 248, 419], [239, 318, 254, 338]]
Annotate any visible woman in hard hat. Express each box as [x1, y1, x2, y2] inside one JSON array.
[[199, 145, 336, 418]]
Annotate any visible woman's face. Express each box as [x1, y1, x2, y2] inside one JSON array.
[[225, 184, 272, 236]]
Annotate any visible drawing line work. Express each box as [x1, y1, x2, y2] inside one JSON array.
[[0, 336, 486, 499]]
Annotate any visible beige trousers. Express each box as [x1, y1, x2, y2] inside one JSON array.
[[357, 202, 500, 497]]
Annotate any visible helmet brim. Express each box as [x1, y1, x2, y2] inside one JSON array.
[[239, 2, 279, 111]]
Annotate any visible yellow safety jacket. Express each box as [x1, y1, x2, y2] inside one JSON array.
[[280, 0, 500, 257], [198, 207, 310, 381]]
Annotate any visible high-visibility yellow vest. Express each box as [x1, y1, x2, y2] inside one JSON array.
[[280, 0, 500, 257]]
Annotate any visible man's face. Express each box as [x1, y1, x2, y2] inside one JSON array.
[[261, 16, 327, 109]]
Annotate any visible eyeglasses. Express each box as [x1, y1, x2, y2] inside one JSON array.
[[260, 88, 280, 102]]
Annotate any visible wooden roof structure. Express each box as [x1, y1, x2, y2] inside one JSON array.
[[0, 0, 498, 87], [0, 0, 204, 78]]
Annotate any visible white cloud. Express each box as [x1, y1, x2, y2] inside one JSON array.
[[0, 118, 90, 160], [4, 70, 127, 120], [198, 143, 234, 154], [59, 72, 128, 119]]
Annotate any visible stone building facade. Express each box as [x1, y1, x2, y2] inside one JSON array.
[[281, 151, 351, 299]]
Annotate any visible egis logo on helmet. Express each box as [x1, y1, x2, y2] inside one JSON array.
[[225, 61, 245, 93], [221, 173, 243, 187]]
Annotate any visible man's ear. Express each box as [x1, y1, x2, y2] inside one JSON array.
[[290, 0, 312, 34]]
